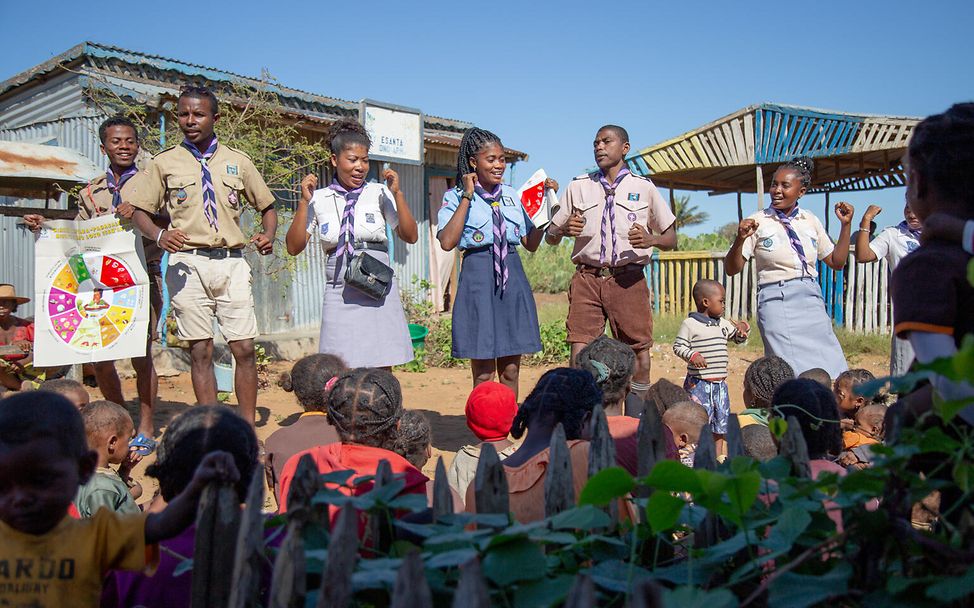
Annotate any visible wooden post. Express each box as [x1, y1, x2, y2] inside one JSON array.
[[825, 191, 831, 233], [736, 191, 743, 222], [229, 470, 266, 608], [545, 423, 574, 518], [191, 482, 242, 608], [473, 443, 509, 522], [285, 453, 322, 525], [588, 405, 618, 523], [725, 414, 744, 459], [367, 459, 394, 554], [432, 456, 454, 522], [451, 558, 491, 608], [779, 416, 811, 479], [564, 573, 595, 608], [630, 578, 665, 608], [755, 165, 764, 211], [268, 527, 306, 608], [692, 427, 717, 471], [316, 504, 358, 608], [390, 551, 433, 608]]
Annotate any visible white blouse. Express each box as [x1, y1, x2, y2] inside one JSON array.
[[305, 182, 399, 253]]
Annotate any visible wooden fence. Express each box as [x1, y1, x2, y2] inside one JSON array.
[[647, 249, 892, 334], [190, 406, 812, 607]]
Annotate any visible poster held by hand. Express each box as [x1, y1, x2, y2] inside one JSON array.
[[517, 169, 557, 229]]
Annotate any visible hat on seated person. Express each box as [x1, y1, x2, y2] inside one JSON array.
[[0, 284, 30, 304], [465, 381, 518, 442]]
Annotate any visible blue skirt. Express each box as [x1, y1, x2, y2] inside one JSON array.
[[756, 277, 848, 379], [452, 246, 542, 360]]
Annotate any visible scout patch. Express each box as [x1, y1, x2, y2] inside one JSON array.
[[320, 222, 330, 235], [472, 230, 485, 243], [627, 193, 640, 201], [907, 240, 919, 252], [365, 213, 376, 224], [761, 237, 774, 249], [627, 212, 637, 222], [502, 196, 515, 207], [226, 164, 238, 176], [228, 191, 239, 208], [175, 189, 188, 204]]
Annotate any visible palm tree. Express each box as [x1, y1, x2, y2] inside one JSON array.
[[673, 195, 709, 229]]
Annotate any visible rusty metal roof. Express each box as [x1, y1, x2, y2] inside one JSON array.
[[0, 140, 101, 197], [424, 133, 528, 161]]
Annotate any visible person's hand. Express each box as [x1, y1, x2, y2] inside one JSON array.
[[383, 168, 401, 194], [920, 212, 966, 245], [564, 210, 586, 237], [115, 202, 136, 219], [835, 202, 855, 226], [628, 223, 654, 249], [862, 204, 882, 223], [837, 451, 858, 467], [544, 178, 559, 193], [689, 353, 708, 368], [119, 448, 143, 477], [735, 320, 750, 339], [840, 417, 855, 431], [737, 218, 758, 240], [186, 451, 240, 496], [13, 340, 31, 354], [158, 229, 189, 253], [22, 214, 44, 232], [461, 173, 477, 198], [250, 232, 274, 256], [300, 174, 318, 203]]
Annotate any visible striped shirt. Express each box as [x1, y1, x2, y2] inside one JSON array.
[[673, 313, 746, 380]]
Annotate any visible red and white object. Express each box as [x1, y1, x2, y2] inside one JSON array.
[[517, 169, 557, 229]]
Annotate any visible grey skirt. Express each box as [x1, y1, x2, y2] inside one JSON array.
[[318, 249, 414, 368]]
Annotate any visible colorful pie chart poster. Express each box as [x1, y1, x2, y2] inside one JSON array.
[[33, 215, 149, 366]]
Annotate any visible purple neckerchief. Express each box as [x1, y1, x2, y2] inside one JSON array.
[[597, 168, 630, 266], [106, 165, 138, 211], [331, 179, 366, 282], [897, 220, 921, 240], [689, 312, 721, 326], [181, 137, 219, 230], [475, 182, 508, 291], [769, 205, 811, 275]]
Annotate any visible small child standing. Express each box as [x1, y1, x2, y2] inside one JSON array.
[[74, 401, 142, 517], [447, 381, 519, 499], [673, 280, 749, 442]]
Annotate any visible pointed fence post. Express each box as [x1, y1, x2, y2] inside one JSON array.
[[432, 456, 454, 522], [545, 423, 574, 518], [779, 415, 811, 478], [628, 578, 665, 608], [451, 558, 491, 608], [725, 414, 745, 459], [692, 428, 719, 549], [366, 459, 394, 554], [564, 573, 595, 608], [316, 503, 358, 608], [191, 482, 242, 608], [229, 470, 266, 608], [286, 452, 322, 526], [473, 443, 509, 523], [268, 526, 306, 608], [390, 550, 433, 608], [634, 401, 675, 564], [588, 404, 618, 523]]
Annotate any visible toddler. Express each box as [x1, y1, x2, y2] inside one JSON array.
[[74, 401, 142, 517]]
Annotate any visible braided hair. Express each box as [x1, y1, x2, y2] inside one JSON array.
[[908, 103, 974, 209], [394, 410, 432, 469], [835, 368, 888, 405], [743, 356, 795, 410], [146, 406, 258, 502], [327, 368, 403, 449], [511, 368, 603, 440], [576, 336, 635, 407], [777, 156, 815, 190], [771, 379, 842, 460], [279, 353, 347, 412], [326, 118, 371, 156], [455, 127, 504, 185]]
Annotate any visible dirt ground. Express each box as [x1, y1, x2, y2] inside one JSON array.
[[98, 339, 890, 512]]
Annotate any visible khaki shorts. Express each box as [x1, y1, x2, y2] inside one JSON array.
[[566, 267, 653, 351], [166, 252, 258, 342]]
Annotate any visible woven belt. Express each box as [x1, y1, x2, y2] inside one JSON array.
[[576, 263, 643, 277], [184, 248, 243, 259]]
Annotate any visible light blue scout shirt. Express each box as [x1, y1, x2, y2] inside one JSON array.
[[437, 184, 534, 250]]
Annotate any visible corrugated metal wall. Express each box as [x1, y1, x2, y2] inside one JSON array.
[[0, 216, 36, 318], [388, 162, 430, 296], [0, 72, 90, 130]]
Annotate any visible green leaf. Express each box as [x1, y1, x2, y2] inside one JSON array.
[[587, 559, 651, 593], [481, 538, 547, 586], [952, 462, 974, 493], [723, 470, 761, 522], [387, 493, 430, 512], [663, 586, 738, 608], [935, 396, 974, 424], [926, 565, 974, 602], [548, 505, 612, 530], [768, 417, 788, 439], [425, 547, 479, 569], [172, 557, 193, 577], [762, 507, 812, 552], [579, 467, 634, 506], [513, 575, 574, 608], [768, 562, 851, 608], [352, 568, 398, 590], [643, 460, 704, 494], [646, 491, 686, 534]]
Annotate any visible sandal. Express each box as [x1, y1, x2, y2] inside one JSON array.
[[130, 433, 158, 457]]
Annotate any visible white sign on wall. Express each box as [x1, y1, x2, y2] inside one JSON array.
[[360, 99, 424, 165]]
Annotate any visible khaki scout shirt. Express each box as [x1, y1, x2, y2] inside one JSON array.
[[130, 143, 275, 250], [550, 171, 676, 267], [79, 171, 165, 265], [740, 207, 834, 285]]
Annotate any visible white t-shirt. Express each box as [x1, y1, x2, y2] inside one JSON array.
[[305, 182, 399, 253], [868, 224, 920, 270], [741, 207, 834, 285]]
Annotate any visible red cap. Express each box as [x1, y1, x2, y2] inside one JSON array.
[[465, 381, 517, 442]]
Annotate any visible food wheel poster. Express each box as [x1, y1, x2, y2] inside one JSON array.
[[33, 215, 149, 366]]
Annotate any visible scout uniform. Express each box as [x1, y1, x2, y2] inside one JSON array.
[[550, 170, 676, 352], [438, 184, 541, 360], [740, 206, 847, 378], [130, 141, 274, 342], [305, 181, 413, 367], [867, 221, 920, 376], [80, 170, 165, 340]]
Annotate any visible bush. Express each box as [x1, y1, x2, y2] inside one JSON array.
[[521, 240, 577, 293]]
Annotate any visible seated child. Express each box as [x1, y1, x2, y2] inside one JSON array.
[[103, 405, 275, 608], [742, 355, 795, 424], [74, 400, 142, 517], [798, 367, 832, 389], [644, 378, 692, 417], [465, 368, 601, 523], [277, 368, 428, 518], [0, 391, 238, 607], [447, 381, 518, 499], [662, 401, 710, 467], [396, 410, 465, 512], [742, 424, 778, 461], [39, 377, 90, 409], [265, 354, 345, 502], [833, 368, 886, 430], [839, 403, 886, 470], [673, 280, 749, 443]]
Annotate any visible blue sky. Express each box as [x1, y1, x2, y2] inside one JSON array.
[[2, 0, 971, 236]]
